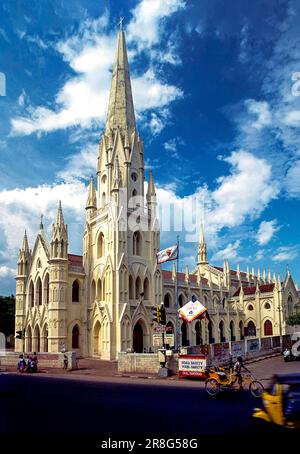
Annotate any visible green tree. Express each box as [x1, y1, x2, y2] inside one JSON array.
[[286, 312, 300, 326], [0, 294, 15, 336]]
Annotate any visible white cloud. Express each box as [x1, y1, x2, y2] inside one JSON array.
[[57, 143, 98, 183], [272, 246, 298, 262], [283, 110, 300, 126], [11, 1, 184, 137], [244, 99, 272, 130], [0, 266, 16, 278], [210, 150, 278, 229], [256, 220, 278, 245], [127, 0, 186, 51], [211, 240, 241, 261], [286, 161, 300, 197], [163, 136, 184, 158]]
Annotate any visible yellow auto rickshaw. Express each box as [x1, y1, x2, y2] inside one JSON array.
[[252, 373, 300, 430]]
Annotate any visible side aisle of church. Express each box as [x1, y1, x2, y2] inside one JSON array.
[[15, 25, 300, 360]]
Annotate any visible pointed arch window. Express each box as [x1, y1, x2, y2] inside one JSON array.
[[97, 278, 102, 301], [135, 276, 142, 300], [72, 325, 79, 349], [29, 281, 34, 307], [143, 277, 149, 300], [102, 192, 106, 207], [164, 293, 171, 308], [97, 232, 105, 258], [36, 278, 42, 306], [129, 275, 134, 299], [44, 273, 50, 305], [133, 231, 141, 255], [72, 280, 80, 303]]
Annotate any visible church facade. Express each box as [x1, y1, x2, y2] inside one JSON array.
[[15, 26, 299, 360]]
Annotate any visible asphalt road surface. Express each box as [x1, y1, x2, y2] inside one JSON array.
[[0, 373, 262, 447]]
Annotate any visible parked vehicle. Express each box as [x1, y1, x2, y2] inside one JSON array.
[[252, 373, 300, 430]]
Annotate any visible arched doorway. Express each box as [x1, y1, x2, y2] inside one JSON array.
[[264, 320, 273, 336], [195, 321, 202, 345], [26, 326, 32, 352], [133, 322, 143, 353], [247, 320, 256, 336], [72, 325, 79, 349], [93, 321, 101, 355], [230, 320, 235, 341], [219, 320, 225, 343], [42, 324, 48, 352], [33, 325, 40, 352], [181, 323, 188, 346], [239, 321, 244, 340]]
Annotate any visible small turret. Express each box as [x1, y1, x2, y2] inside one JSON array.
[[146, 171, 157, 219], [17, 230, 31, 276], [51, 201, 68, 259], [197, 222, 207, 265], [86, 176, 97, 212]]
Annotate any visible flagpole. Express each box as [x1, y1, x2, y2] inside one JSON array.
[[175, 235, 180, 352]]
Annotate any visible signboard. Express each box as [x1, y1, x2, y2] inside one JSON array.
[[178, 354, 207, 378], [152, 334, 174, 348], [179, 300, 207, 323]]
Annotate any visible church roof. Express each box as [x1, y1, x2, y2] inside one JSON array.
[[68, 254, 84, 273], [105, 25, 135, 134], [68, 254, 83, 266], [233, 283, 275, 297], [161, 269, 208, 285]]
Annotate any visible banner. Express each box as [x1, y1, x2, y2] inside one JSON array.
[[156, 245, 178, 264], [178, 299, 207, 323]]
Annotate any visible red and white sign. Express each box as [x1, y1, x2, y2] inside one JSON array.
[[178, 354, 207, 378], [178, 299, 207, 323]]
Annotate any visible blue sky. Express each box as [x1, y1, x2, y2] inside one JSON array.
[[1, 0, 300, 295]]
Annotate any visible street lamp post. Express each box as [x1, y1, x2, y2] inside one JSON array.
[[277, 304, 283, 351]]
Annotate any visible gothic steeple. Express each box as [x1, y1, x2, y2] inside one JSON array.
[[105, 22, 136, 135], [197, 222, 207, 265]]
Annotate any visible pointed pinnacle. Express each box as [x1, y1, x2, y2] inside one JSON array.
[[86, 176, 97, 209], [57, 201, 64, 225], [147, 171, 156, 198], [22, 230, 30, 252]]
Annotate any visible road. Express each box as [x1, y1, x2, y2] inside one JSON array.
[[0, 356, 299, 447]]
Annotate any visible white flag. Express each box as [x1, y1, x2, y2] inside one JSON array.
[[156, 245, 178, 264]]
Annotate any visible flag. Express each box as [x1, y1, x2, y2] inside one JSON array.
[[179, 299, 207, 323], [156, 244, 178, 264]]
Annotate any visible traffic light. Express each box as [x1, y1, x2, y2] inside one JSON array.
[[16, 330, 24, 340], [152, 305, 162, 323]]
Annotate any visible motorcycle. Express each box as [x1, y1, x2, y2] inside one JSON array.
[[283, 348, 295, 362]]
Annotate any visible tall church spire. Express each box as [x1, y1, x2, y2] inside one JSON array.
[[105, 23, 136, 135]]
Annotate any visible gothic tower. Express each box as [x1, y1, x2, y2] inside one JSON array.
[[48, 202, 69, 352], [84, 23, 161, 360], [15, 231, 31, 351]]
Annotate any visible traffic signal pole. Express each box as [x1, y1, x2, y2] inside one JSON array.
[[175, 235, 180, 352]]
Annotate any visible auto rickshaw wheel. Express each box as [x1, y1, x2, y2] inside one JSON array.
[[205, 378, 220, 396], [249, 380, 264, 398]]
